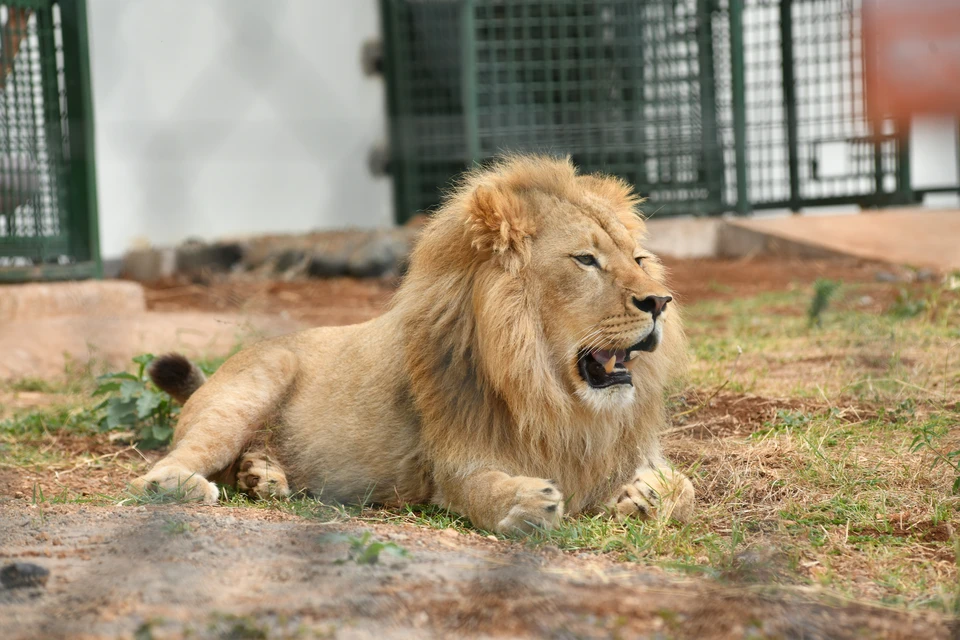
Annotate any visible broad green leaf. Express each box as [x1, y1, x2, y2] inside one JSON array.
[[96, 372, 138, 383], [118, 380, 143, 403], [151, 423, 173, 443], [105, 400, 137, 430], [92, 381, 121, 397], [136, 391, 163, 419]]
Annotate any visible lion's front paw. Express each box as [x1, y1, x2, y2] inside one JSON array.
[[609, 466, 694, 523], [495, 478, 564, 535], [129, 464, 219, 505], [237, 452, 290, 499]]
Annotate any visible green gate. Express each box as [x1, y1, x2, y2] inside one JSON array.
[[0, 0, 100, 282], [380, 0, 916, 223]]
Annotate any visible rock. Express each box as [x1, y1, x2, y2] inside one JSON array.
[[306, 252, 349, 278], [176, 242, 245, 276], [272, 249, 306, 274], [874, 271, 898, 283], [120, 247, 178, 281], [915, 268, 937, 282], [345, 229, 414, 278], [1, 563, 50, 589]]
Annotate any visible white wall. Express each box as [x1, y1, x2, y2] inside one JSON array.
[[87, 0, 393, 260]]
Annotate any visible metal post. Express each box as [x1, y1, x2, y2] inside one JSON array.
[[697, 0, 724, 213], [779, 0, 800, 212], [378, 0, 409, 224], [729, 0, 749, 215], [460, 0, 479, 165], [56, 0, 102, 278], [894, 119, 914, 205]]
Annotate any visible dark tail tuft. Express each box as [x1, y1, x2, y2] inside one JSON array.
[[148, 353, 206, 404]]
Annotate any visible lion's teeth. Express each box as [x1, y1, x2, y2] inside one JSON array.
[[603, 354, 617, 374]]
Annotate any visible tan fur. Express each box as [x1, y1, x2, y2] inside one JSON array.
[[130, 154, 695, 534]]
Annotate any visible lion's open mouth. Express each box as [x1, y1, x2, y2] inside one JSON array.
[[577, 331, 659, 389]]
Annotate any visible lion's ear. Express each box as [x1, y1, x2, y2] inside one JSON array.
[[467, 185, 535, 266]]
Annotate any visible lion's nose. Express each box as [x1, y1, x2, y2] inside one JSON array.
[[633, 295, 672, 320]]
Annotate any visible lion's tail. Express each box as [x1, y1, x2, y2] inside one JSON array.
[[148, 353, 206, 405]]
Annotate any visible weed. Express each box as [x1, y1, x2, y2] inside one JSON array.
[[6, 377, 57, 393], [807, 278, 841, 327], [206, 613, 269, 640], [888, 282, 960, 325], [909, 416, 960, 495], [0, 405, 99, 438], [752, 409, 811, 440], [163, 519, 192, 535], [329, 531, 410, 565], [889, 287, 929, 319], [92, 354, 178, 449]]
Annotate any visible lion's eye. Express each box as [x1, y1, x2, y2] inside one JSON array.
[[573, 254, 599, 268], [635, 256, 649, 267]]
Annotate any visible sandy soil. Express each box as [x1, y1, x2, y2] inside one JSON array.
[[1, 501, 954, 640]]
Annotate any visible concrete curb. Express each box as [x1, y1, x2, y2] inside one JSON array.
[[0, 280, 146, 323]]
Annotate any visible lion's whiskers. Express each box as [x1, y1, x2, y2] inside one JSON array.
[[570, 326, 607, 363]]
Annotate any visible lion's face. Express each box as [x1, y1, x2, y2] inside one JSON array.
[[400, 155, 682, 425], [523, 189, 675, 408]]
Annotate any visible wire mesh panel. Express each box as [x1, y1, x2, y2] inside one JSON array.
[[380, 0, 468, 224], [723, 0, 909, 210], [380, 0, 914, 223], [381, 0, 724, 222], [0, 0, 99, 281], [471, 0, 724, 216]]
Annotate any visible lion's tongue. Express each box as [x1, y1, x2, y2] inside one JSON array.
[[592, 349, 626, 374]]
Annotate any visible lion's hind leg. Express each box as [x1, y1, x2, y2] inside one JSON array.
[[129, 348, 299, 504], [129, 466, 221, 504], [237, 450, 290, 499]]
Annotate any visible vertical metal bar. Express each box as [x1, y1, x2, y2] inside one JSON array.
[[696, 0, 723, 213], [55, 0, 102, 277], [872, 134, 883, 198], [378, 0, 407, 224], [729, 0, 749, 215], [779, 0, 800, 212], [35, 3, 68, 263], [460, 0, 479, 165], [896, 118, 913, 204]]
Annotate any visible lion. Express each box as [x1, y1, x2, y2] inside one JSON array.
[[130, 154, 695, 534]]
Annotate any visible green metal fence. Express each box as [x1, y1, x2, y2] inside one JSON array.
[[0, 0, 100, 281], [380, 0, 916, 223]]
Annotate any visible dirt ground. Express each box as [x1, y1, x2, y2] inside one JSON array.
[[2, 255, 958, 639], [1, 501, 953, 640], [140, 257, 891, 321]]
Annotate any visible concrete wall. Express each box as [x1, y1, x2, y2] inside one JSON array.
[[87, 0, 392, 260]]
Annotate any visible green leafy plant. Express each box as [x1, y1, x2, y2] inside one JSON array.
[[92, 354, 178, 449], [330, 531, 410, 565], [910, 419, 960, 495], [888, 287, 928, 319], [807, 278, 840, 327]]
